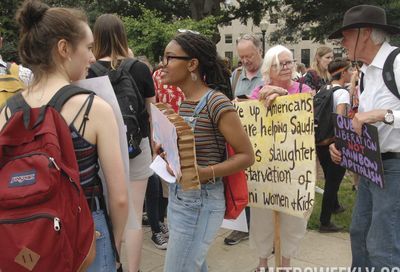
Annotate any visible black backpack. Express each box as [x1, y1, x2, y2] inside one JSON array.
[[90, 59, 147, 159], [313, 85, 342, 143], [360, 47, 400, 99]]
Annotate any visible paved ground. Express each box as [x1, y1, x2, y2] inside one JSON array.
[[121, 227, 351, 271]]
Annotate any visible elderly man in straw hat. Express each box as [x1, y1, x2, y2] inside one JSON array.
[[328, 5, 400, 269]]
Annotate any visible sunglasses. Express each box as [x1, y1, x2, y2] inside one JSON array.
[[177, 29, 200, 35]]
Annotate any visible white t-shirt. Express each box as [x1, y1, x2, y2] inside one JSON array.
[[331, 84, 350, 113]]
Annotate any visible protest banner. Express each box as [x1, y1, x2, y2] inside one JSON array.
[[235, 93, 316, 218], [333, 113, 384, 188]]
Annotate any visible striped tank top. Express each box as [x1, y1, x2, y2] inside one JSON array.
[[69, 94, 101, 199]]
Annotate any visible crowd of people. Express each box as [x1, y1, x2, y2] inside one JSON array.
[[0, 0, 400, 271]]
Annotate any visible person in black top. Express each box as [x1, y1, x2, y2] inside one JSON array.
[[89, 13, 155, 272]]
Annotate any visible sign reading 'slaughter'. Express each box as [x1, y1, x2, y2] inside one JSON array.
[[235, 93, 316, 218]]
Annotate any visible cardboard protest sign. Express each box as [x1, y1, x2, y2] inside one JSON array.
[[235, 93, 316, 218], [151, 103, 200, 190], [333, 113, 384, 188]]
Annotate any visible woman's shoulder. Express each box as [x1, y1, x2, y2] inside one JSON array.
[[209, 90, 233, 105], [333, 87, 350, 95], [249, 85, 264, 99], [298, 81, 313, 93], [65, 93, 113, 116], [127, 59, 151, 74]]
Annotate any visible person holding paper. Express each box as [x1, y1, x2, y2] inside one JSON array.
[[159, 31, 254, 272], [328, 5, 400, 269], [249, 45, 312, 271], [89, 14, 156, 272]]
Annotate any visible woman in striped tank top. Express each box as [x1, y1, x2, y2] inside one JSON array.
[[159, 31, 254, 272]]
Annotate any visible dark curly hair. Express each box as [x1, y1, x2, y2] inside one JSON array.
[[173, 32, 233, 100]]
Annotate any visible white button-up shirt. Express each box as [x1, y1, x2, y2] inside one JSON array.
[[359, 42, 400, 153]]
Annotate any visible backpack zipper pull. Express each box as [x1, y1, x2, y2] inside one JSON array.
[[49, 157, 61, 171], [53, 217, 61, 231]]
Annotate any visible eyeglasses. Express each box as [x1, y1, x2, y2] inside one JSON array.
[[177, 29, 200, 35], [271, 60, 295, 70], [162, 55, 192, 66]]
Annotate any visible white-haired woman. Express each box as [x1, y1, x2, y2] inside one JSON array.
[[249, 45, 312, 271]]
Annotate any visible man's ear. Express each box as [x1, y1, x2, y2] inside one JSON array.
[[56, 39, 70, 60], [187, 58, 199, 73], [362, 27, 372, 42]]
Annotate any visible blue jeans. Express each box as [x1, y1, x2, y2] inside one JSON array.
[[87, 210, 116, 272], [164, 181, 225, 272], [350, 158, 400, 269]]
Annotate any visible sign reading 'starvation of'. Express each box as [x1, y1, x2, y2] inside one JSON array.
[[235, 93, 316, 218]]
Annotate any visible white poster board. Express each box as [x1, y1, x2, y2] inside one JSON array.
[[150, 103, 181, 181], [74, 76, 139, 228]]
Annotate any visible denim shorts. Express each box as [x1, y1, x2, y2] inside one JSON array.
[[87, 210, 116, 272]]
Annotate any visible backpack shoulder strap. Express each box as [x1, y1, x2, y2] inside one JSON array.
[[331, 85, 343, 92], [5, 92, 31, 127], [90, 61, 109, 77], [359, 72, 364, 93], [383, 47, 400, 100], [47, 85, 94, 112], [118, 58, 145, 105], [193, 90, 214, 117], [231, 67, 243, 96], [119, 58, 139, 72]]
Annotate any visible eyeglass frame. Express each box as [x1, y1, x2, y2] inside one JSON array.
[[270, 60, 296, 70], [162, 55, 193, 66]]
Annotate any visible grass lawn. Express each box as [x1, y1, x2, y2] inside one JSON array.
[[307, 171, 357, 232]]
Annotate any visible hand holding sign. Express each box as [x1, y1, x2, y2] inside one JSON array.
[[352, 110, 388, 135], [333, 113, 384, 188]]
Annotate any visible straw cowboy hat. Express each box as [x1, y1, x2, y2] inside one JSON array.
[[329, 5, 400, 39]]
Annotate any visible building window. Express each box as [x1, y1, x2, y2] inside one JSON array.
[[290, 49, 295, 58], [270, 14, 278, 24], [225, 34, 233, 44], [333, 48, 343, 58], [302, 31, 310, 41], [225, 51, 233, 61], [301, 49, 311, 68]]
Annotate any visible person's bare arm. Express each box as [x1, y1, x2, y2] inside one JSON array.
[[94, 98, 129, 254]]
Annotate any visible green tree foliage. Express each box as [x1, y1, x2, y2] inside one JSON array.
[[265, 0, 400, 45], [0, 0, 22, 62], [1, 0, 399, 62], [123, 7, 217, 64]]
